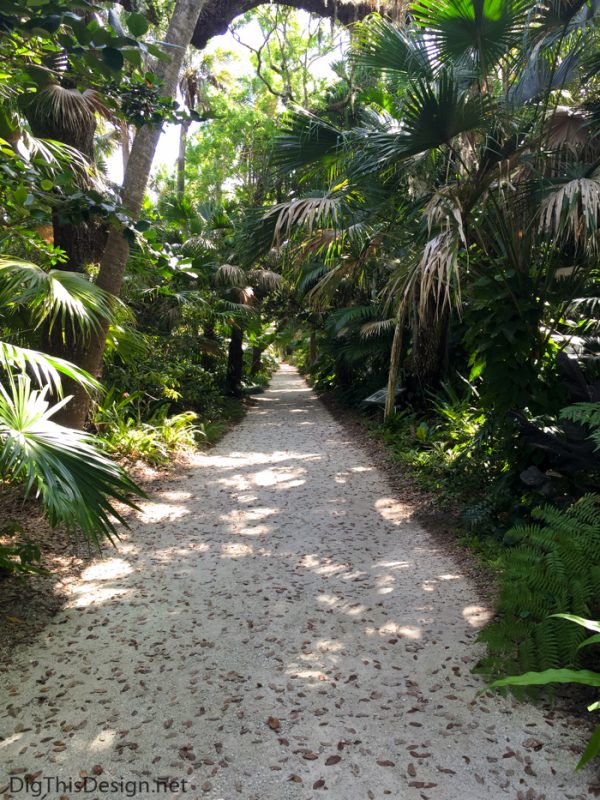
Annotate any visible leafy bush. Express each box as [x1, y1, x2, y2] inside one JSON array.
[[92, 391, 204, 466], [104, 337, 225, 417], [373, 380, 505, 502], [478, 495, 600, 679], [490, 613, 600, 770]]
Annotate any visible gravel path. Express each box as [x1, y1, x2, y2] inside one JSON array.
[[0, 365, 594, 800]]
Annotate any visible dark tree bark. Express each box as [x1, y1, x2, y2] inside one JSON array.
[[407, 296, 449, 394], [250, 344, 264, 378], [226, 325, 244, 396], [190, 0, 396, 50], [25, 88, 107, 421]]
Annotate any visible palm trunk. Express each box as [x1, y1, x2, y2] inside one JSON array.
[[407, 295, 449, 395], [65, 0, 208, 428], [226, 325, 244, 397], [384, 314, 405, 421], [250, 345, 264, 378], [177, 120, 189, 199], [26, 97, 107, 423]]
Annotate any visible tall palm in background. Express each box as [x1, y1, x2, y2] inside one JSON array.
[[181, 204, 283, 396]]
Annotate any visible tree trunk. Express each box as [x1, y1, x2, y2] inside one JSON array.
[[65, 0, 209, 428], [384, 314, 405, 421], [121, 121, 131, 174], [25, 90, 108, 423], [177, 120, 189, 199], [250, 345, 264, 378], [407, 297, 449, 395], [226, 325, 244, 397]]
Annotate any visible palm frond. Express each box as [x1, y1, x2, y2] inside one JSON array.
[[0, 342, 101, 395], [26, 86, 113, 140], [327, 305, 379, 336], [360, 318, 397, 338], [272, 110, 344, 174], [248, 269, 283, 290], [264, 191, 348, 245], [412, 0, 529, 74], [539, 169, 600, 253], [349, 71, 491, 174], [215, 263, 246, 287], [297, 262, 331, 294], [0, 258, 117, 336], [351, 14, 433, 78], [0, 376, 142, 545], [20, 132, 90, 170]]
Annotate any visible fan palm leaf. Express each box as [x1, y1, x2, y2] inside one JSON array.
[[248, 269, 283, 290], [215, 263, 247, 287], [539, 167, 600, 253], [0, 342, 101, 395], [272, 110, 345, 174], [0, 375, 142, 545], [0, 258, 117, 340], [351, 14, 433, 78], [349, 72, 491, 175], [25, 85, 112, 142], [412, 0, 529, 75], [265, 191, 349, 245]]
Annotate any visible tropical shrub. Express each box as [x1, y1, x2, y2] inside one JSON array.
[[92, 390, 204, 466]]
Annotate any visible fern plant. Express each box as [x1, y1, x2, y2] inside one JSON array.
[[561, 402, 600, 450], [477, 494, 600, 678]]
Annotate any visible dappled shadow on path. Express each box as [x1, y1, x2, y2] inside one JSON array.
[[0, 366, 591, 800]]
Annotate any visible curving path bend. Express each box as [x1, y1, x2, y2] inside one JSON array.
[[0, 365, 593, 800]]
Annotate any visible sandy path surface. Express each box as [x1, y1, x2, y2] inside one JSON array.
[[0, 365, 594, 800]]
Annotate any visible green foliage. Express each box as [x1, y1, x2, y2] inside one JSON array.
[[478, 495, 600, 679], [490, 613, 600, 770], [373, 379, 499, 499], [92, 390, 204, 466], [0, 375, 142, 546], [561, 402, 600, 450]]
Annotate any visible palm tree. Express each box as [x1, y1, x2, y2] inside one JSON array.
[[180, 201, 283, 396], [177, 61, 215, 199], [265, 0, 600, 417], [0, 258, 142, 547]]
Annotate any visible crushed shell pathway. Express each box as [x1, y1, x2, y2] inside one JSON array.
[[0, 365, 594, 800]]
